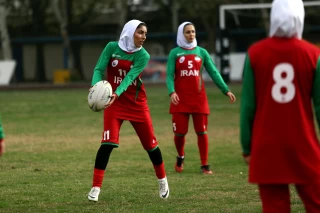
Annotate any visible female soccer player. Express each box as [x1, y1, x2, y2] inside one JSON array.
[[87, 20, 169, 202], [240, 0, 320, 212], [166, 22, 236, 174]]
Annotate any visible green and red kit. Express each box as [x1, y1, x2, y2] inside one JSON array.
[[166, 46, 229, 114], [241, 37, 320, 184], [91, 42, 150, 121]]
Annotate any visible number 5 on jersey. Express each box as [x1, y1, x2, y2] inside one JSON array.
[[272, 63, 295, 104]]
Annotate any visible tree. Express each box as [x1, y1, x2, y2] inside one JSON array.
[[51, 0, 74, 70], [0, 0, 12, 60], [258, 0, 270, 36], [115, 0, 128, 34], [30, 0, 49, 82]]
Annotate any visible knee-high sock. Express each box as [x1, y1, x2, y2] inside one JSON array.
[[197, 134, 208, 166], [92, 145, 114, 187], [153, 163, 166, 179], [174, 135, 185, 157], [92, 168, 105, 188], [148, 147, 166, 179]]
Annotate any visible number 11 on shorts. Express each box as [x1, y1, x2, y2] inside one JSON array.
[[103, 130, 110, 140]]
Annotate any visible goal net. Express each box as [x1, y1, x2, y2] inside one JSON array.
[[216, 1, 320, 82]]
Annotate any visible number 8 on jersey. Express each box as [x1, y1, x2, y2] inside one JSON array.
[[272, 63, 295, 104]]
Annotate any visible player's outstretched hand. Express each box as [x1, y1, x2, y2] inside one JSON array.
[[104, 93, 118, 109], [227, 91, 236, 103], [170, 92, 180, 105], [0, 139, 5, 157]]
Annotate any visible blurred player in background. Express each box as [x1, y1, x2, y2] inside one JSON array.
[[0, 115, 5, 157], [166, 22, 236, 174], [87, 19, 169, 202], [240, 0, 320, 212]]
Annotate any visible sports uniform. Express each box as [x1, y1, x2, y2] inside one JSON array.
[[240, 0, 320, 212], [87, 20, 169, 202], [91, 41, 157, 150], [166, 22, 235, 174], [167, 47, 229, 114]]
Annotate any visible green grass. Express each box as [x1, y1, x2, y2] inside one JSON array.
[[0, 84, 305, 213]]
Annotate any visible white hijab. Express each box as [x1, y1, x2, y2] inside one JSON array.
[[177, 22, 197, 49], [118, 19, 144, 52], [269, 0, 304, 39]]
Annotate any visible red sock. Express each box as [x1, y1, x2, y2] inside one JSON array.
[[153, 162, 166, 179], [197, 134, 209, 165], [174, 135, 185, 157], [92, 168, 105, 187]]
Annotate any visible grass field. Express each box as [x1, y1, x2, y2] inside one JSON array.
[[0, 84, 305, 213]]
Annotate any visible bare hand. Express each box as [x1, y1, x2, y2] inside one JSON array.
[[0, 139, 5, 157], [243, 155, 250, 165], [170, 92, 180, 105], [104, 93, 118, 109], [227, 91, 236, 103]]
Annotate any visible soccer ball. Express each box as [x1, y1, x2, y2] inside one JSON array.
[[88, 80, 113, 112]]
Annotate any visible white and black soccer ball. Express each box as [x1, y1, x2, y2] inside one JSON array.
[[88, 80, 113, 112]]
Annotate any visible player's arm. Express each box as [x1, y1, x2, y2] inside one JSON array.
[[166, 50, 176, 96], [240, 54, 256, 157], [312, 56, 320, 130], [114, 52, 150, 97], [91, 42, 113, 86], [0, 119, 4, 140], [0, 117, 5, 157], [203, 49, 229, 95]]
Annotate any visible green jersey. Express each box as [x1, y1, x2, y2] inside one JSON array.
[[91, 41, 151, 119], [166, 46, 229, 114], [0, 115, 4, 139]]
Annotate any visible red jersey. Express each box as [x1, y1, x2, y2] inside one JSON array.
[[241, 37, 320, 184], [91, 42, 150, 121], [166, 47, 229, 114]]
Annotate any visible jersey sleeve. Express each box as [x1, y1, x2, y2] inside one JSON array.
[[0, 116, 4, 139], [240, 54, 256, 155], [312, 56, 320, 129], [203, 49, 229, 95], [91, 42, 113, 86], [166, 50, 176, 95], [114, 51, 150, 97]]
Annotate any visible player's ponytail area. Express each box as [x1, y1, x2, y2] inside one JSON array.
[[0, 84, 306, 212]]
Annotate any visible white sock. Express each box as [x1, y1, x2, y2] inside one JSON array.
[[158, 177, 167, 181]]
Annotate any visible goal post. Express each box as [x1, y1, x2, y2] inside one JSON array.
[[216, 1, 320, 82]]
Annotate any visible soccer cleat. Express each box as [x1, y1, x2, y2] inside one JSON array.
[[158, 177, 169, 199], [200, 165, 213, 175], [174, 156, 184, 173], [87, 187, 100, 202]]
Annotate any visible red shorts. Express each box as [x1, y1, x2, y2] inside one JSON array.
[[101, 109, 158, 151], [172, 113, 208, 135]]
